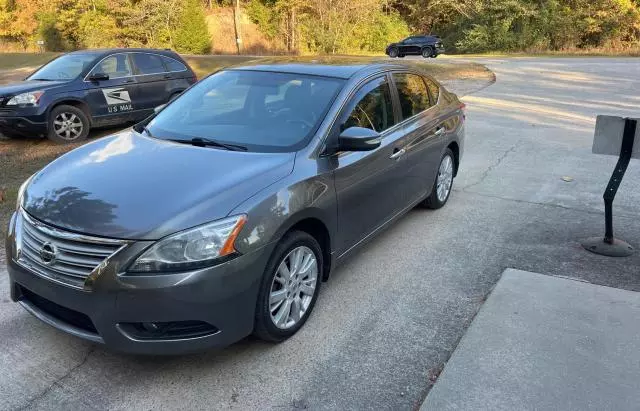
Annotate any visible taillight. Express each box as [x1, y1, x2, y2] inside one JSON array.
[[459, 102, 466, 119]]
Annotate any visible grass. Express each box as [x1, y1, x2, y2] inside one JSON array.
[[0, 53, 494, 242], [0, 52, 61, 71]]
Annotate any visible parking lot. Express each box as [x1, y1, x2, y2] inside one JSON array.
[[1, 57, 639, 410]]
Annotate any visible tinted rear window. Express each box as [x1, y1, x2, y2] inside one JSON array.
[[163, 56, 187, 72], [393, 73, 431, 119]]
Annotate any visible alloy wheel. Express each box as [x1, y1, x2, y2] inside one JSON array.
[[436, 154, 454, 202], [269, 246, 318, 329], [53, 112, 84, 140]]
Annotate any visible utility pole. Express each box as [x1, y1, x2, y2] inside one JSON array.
[[233, 0, 242, 55]]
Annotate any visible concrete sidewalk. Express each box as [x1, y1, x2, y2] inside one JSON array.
[[421, 269, 640, 411]]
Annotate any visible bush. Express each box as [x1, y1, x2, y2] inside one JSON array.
[[173, 0, 211, 54]]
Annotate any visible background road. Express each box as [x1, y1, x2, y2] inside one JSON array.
[[1, 57, 639, 410]]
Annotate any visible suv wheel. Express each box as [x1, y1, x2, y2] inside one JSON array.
[[422, 46, 435, 58], [48, 105, 90, 144], [388, 47, 399, 58], [253, 231, 322, 342]]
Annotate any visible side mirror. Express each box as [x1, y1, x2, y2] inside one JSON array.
[[338, 127, 381, 152], [87, 73, 109, 82], [153, 104, 167, 114]]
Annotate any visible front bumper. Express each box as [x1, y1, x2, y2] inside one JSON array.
[[0, 105, 47, 137], [5, 211, 271, 355]]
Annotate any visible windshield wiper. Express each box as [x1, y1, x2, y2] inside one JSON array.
[[173, 137, 248, 152]]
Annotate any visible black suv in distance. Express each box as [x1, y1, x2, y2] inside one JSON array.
[[386, 35, 445, 58], [0, 49, 197, 143]]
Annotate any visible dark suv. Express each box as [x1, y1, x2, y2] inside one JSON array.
[[0, 49, 197, 143], [386, 35, 445, 59]]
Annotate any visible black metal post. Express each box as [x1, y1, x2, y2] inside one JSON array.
[[602, 118, 636, 243], [583, 118, 636, 256]]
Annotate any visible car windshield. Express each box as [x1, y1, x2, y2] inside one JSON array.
[[28, 54, 96, 81], [146, 70, 344, 152]]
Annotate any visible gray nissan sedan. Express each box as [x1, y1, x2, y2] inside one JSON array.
[[5, 59, 465, 354]]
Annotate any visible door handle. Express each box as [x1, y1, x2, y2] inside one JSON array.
[[434, 127, 446, 136], [389, 148, 406, 160], [122, 79, 134, 84]]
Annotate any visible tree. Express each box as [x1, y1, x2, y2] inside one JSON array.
[[173, 0, 211, 54]]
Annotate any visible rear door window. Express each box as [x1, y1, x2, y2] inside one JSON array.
[[162, 56, 188, 72], [393, 73, 431, 119], [132, 53, 166, 75]]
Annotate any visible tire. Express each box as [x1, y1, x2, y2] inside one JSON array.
[[422, 46, 435, 58], [253, 230, 323, 342], [398, 54, 405, 58], [388, 47, 399, 58], [421, 148, 455, 209], [47, 105, 90, 144]]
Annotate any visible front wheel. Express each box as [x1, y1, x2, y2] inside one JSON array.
[[421, 148, 455, 209], [253, 231, 322, 342], [47, 105, 90, 144]]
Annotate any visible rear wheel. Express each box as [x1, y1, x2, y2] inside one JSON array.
[[47, 105, 89, 144], [253, 231, 322, 342], [388, 47, 399, 58], [422, 148, 455, 209], [422, 46, 435, 58]]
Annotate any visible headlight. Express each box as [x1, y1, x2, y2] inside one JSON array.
[[16, 174, 35, 210], [7, 91, 44, 106], [128, 215, 247, 273]]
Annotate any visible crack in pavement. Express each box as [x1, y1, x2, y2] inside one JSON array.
[[461, 142, 521, 191], [15, 346, 95, 411], [456, 189, 638, 221]]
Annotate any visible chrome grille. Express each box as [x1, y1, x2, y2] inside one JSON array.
[[16, 210, 126, 289]]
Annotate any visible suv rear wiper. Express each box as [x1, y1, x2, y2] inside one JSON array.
[[172, 137, 248, 152]]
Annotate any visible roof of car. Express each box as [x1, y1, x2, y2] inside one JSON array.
[[68, 48, 178, 57], [230, 56, 409, 79]]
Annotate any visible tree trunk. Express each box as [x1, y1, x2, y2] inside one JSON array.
[[290, 6, 296, 53], [233, 0, 242, 54]]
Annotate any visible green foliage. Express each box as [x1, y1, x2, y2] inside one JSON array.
[[36, 12, 66, 51], [2, 0, 640, 54], [246, 0, 279, 39], [173, 0, 211, 54], [403, 0, 640, 53]]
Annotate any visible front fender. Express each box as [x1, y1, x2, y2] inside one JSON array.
[[229, 173, 337, 257]]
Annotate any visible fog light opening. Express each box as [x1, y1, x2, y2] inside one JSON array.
[[118, 320, 219, 340]]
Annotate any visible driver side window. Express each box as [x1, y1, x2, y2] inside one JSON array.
[[90, 54, 133, 79], [344, 79, 396, 133]]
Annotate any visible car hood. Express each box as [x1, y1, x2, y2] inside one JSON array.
[[23, 132, 295, 240], [0, 80, 68, 97]]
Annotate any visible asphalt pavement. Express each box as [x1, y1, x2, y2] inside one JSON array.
[[1, 57, 640, 410]]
